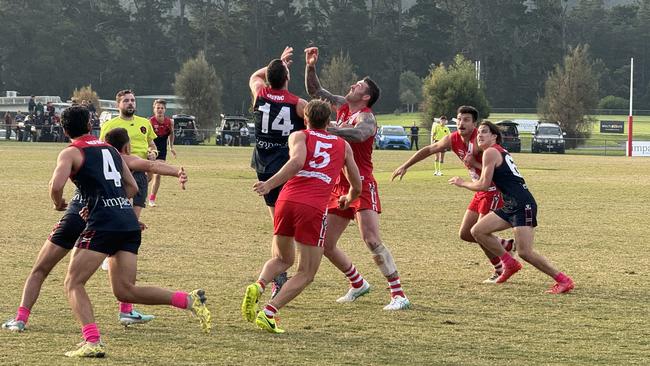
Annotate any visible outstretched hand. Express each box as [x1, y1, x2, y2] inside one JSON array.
[[448, 176, 464, 187], [391, 166, 408, 181], [304, 47, 319, 66], [281, 46, 294, 67], [253, 181, 270, 196], [178, 166, 187, 190]]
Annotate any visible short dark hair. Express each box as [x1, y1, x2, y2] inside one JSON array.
[[439, 115, 447, 120], [304, 100, 331, 129], [479, 120, 502, 145], [457, 105, 479, 122], [266, 59, 288, 89], [105, 127, 130, 152], [116, 89, 134, 103], [61, 106, 90, 138], [153, 99, 167, 106], [362, 77, 380, 108]]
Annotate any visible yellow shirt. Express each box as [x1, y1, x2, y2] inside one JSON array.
[[100, 115, 156, 159], [431, 123, 451, 142]]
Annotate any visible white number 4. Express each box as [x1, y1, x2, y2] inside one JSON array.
[[259, 103, 294, 136], [101, 149, 122, 187]]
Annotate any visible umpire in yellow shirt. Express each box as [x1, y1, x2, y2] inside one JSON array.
[[100, 89, 157, 218], [430, 115, 451, 176]]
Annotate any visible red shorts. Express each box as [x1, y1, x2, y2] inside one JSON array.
[[328, 179, 382, 220], [467, 189, 503, 215], [273, 200, 327, 247]]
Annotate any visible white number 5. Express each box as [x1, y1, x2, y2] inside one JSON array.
[[101, 149, 122, 187], [309, 141, 332, 169]]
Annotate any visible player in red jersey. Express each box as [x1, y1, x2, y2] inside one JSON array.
[[148, 99, 176, 207], [449, 121, 574, 293], [305, 46, 410, 310], [392, 106, 515, 283], [241, 100, 362, 333], [250, 47, 308, 298]]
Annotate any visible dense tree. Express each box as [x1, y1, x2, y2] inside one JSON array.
[[320, 51, 357, 96], [174, 51, 222, 128], [421, 55, 490, 126], [399, 71, 422, 113], [538, 45, 599, 144]]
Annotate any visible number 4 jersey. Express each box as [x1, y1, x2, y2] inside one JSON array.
[[69, 135, 140, 232], [251, 87, 305, 174], [277, 129, 346, 211]]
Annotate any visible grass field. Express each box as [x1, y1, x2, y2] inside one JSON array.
[[0, 142, 648, 365]]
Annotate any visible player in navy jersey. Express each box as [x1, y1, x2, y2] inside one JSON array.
[[449, 121, 574, 294], [48, 107, 210, 358], [250, 47, 307, 298], [2, 128, 189, 334]]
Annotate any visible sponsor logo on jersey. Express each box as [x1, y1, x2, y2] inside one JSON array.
[[266, 94, 285, 101], [140, 126, 147, 134], [101, 196, 133, 209]]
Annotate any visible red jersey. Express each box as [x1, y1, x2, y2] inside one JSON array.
[[335, 104, 376, 186], [149, 116, 173, 138], [450, 129, 497, 191], [277, 129, 346, 210]]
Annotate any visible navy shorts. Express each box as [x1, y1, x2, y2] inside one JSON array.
[[154, 137, 168, 161], [494, 198, 538, 228], [75, 230, 141, 255], [133, 171, 148, 208], [257, 172, 284, 207], [48, 212, 86, 250]]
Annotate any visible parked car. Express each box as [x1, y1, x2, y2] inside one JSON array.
[[216, 114, 252, 146], [531, 122, 566, 154], [173, 114, 201, 145], [495, 120, 521, 153], [375, 125, 411, 150]]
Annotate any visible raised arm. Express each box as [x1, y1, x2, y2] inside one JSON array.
[[391, 134, 452, 181], [250, 46, 295, 97], [327, 112, 375, 143], [304, 47, 346, 108], [449, 147, 500, 191], [253, 132, 307, 195]]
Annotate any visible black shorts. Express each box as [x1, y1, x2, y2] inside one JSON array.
[[133, 171, 148, 208], [154, 137, 168, 161], [75, 230, 141, 255], [494, 199, 537, 228], [257, 172, 284, 207], [48, 212, 86, 250]]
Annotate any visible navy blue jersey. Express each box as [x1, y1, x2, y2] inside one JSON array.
[[491, 144, 536, 205], [69, 135, 140, 231], [251, 87, 305, 174]]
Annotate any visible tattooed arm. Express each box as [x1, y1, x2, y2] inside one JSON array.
[[304, 47, 346, 108], [327, 112, 376, 143]]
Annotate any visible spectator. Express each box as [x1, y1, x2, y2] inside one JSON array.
[[28, 96, 36, 115], [46, 102, 55, 123], [410, 122, 420, 150], [35, 101, 44, 117], [4, 112, 13, 140], [87, 100, 96, 117], [240, 122, 250, 146]]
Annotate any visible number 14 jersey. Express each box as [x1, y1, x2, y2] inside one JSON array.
[[251, 87, 305, 174]]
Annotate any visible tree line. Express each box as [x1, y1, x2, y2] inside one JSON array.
[[1, 0, 649, 120]]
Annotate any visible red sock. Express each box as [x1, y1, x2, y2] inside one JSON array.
[[343, 265, 365, 288], [263, 304, 278, 318], [16, 306, 30, 324], [489, 256, 503, 274], [171, 291, 189, 309], [387, 276, 405, 298], [257, 280, 266, 292], [82, 323, 101, 344], [554, 272, 570, 283], [119, 302, 133, 313], [499, 252, 517, 267]]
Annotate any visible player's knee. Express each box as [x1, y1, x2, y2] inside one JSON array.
[[469, 225, 485, 241], [30, 262, 54, 280], [459, 228, 475, 243], [112, 283, 136, 303], [361, 234, 381, 250], [517, 248, 534, 262], [64, 274, 81, 295]]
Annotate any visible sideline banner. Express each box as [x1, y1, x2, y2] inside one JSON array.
[[600, 120, 624, 133], [627, 141, 650, 156], [512, 119, 538, 133]]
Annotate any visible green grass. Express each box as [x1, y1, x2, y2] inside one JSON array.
[[0, 142, 648, 365]]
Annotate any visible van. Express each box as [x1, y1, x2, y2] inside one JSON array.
[[495, 120, 521, 153]]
